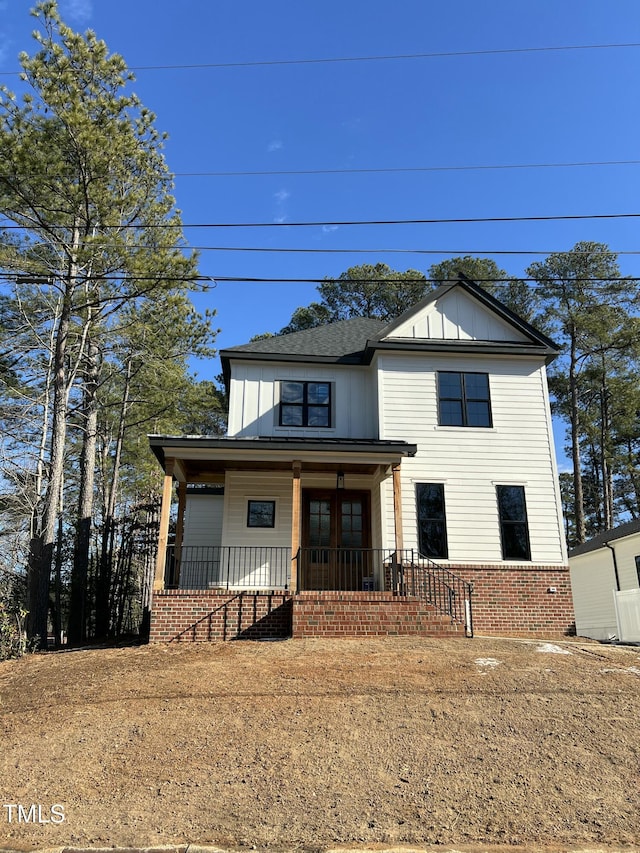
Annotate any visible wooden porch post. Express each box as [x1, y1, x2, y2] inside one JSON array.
[[173, 481, 187, 588], [290, 460, 302, 592], [153, 458, 175, 592], [392, 463, 404, 553]]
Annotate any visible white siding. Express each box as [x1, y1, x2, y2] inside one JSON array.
[[387, 288, 531, 342], [569, 550, 619, 640], [569, 533, 640, 640], [377, 352, 566, 565], [222, 470, 292, 548], [227, 361, 377, 438], [183, 494, 223, 548], [605, 535, 640, 590]]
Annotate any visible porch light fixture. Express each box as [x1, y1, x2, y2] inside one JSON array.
[[336, 471, 345, 490]]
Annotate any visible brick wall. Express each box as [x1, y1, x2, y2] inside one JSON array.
[[149, 590, 293, 642], [448, 563, 575, 637], [292, 591, 465, 639], [149, 564, 575, 642]]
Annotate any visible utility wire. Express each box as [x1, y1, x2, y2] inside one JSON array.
[[4, 158, 640, 180], [1, 41, 638, 77], [10, 41, 640, 76], [3, 212, 640, 230], [8, 274, 638, 286], [109, 245, 640, 256], [168, 159, 640, 177]]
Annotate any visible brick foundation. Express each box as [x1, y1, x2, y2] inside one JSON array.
[[149, 590, 293, 642], [148, 563, 575, 642], [292, 591, 465, 639], [449, 563, 575, 637]]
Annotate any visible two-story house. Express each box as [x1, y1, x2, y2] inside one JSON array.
[[148, 277, 573, 642]]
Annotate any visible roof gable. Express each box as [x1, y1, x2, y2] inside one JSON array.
[[220, 278, 559, 386], [378, 277, 554, 348]]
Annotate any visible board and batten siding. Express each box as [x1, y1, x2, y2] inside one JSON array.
[[388, 288, 532, 343], [227, 360, 377, 438], [376, 352, 567, 565]]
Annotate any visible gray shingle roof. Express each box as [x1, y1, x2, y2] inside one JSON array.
[[222, 316, 387, 360], [569, 517, 640, 557]]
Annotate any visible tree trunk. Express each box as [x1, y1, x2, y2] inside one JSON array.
[[68, 336, 100, 644], [96, 357, 132, 638], [27, 290, 72, 648], [569, 332, 586, 543]]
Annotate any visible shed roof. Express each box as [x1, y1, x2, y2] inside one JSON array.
[[569, 518, 640, 558]]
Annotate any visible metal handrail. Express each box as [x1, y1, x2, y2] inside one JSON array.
[[396, 552, 474, 637]]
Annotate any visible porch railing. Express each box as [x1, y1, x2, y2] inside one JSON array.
[[390, 553, 474, 637], [297, 547, 412, 593], [163, 545, 473, 636], [164, 545, 291, 590], [297, 547, 473, 637]]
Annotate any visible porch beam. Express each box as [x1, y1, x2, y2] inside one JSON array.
[[392, 463, 404, 553], [153, 458, 175, 592], [290, 460, 302, 592]]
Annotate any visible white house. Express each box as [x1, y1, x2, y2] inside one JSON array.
[[148, 277, 573, 641], [569, 519, 640, 642]]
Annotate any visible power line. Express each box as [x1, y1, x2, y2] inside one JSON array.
[[27, 158, 640, 180], [168, 159, 640, 178], [203, 275, 639, 285], [130, 246, 640, 256], [5, 158, 640, 180], [3, 211, 640, 230], [2, 41, 638, 77], [8, 274, 634, 286]]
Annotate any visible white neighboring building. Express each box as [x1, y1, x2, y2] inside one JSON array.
[[569, 519, 640, 641]]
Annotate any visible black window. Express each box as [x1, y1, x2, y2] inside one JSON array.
[[280, 381, 331, 427], [416, 483, 448, 559], [247, 500, 276, 528], [497, 485, 531, 560], [635, 555, 640, 586], [438, 372, 492, 427]]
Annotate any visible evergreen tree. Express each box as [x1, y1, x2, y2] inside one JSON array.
[[0, 1, 213, 645]]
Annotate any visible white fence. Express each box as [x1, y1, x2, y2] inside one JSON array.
[[614, 588, 640, 643]]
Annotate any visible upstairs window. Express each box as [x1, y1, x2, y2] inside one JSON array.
[[438, 372, 492, 427], [496, 485, 531, 560], [416, 483, 448, 559], [280, 381, 331, 428]]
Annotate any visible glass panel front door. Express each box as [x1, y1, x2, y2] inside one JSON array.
[[301, 491, 370, 590]]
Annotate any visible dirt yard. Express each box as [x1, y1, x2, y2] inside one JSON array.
[[0, 635, 639, 851]]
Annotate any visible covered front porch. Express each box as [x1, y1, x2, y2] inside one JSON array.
[[148, 435, 473, 640], [149, 435, 418, 593]]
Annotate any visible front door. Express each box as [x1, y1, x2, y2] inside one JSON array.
[[301, 490, 371, 590]]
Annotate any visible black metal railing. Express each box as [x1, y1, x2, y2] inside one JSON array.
[[164, 544, 473, 636], [297, 547, 413, 592], [164, 545, 291, 590], [296, 547, 473, 637], [390, 554, 474, 637]]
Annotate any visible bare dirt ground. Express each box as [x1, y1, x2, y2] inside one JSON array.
[[0, 635, 639, 851]]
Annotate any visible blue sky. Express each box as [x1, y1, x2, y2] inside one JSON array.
[[2, 0, 640, 457]]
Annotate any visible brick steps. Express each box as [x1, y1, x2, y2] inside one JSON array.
[[292, 591, 463, 639], [149, 589, 464, 642]]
